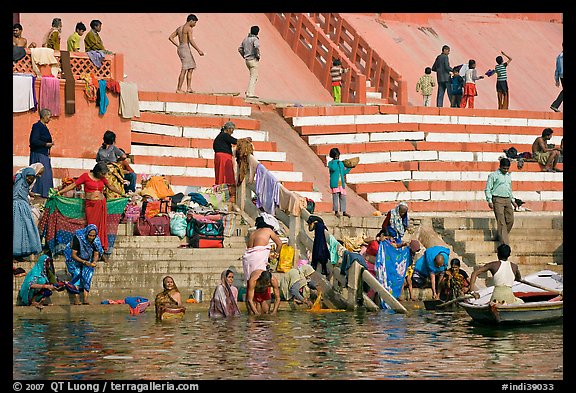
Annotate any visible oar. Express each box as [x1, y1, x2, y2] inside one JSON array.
[[436, 293, 475, 308], [519, 279, 563, 296]]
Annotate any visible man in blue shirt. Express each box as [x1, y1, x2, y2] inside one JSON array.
[[485, 158, 518, 245], [550, 43, 563, 112], [411, 245, 450, 300]]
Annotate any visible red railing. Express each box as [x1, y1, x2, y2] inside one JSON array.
[[12, 49, 124, 81], [266, 13, 367, 104], [309, 13, 408, 106]]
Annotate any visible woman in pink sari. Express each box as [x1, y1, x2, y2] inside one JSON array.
[[208, 269, 241, 318]]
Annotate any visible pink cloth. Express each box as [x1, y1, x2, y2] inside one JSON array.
[[39, 76, 60, 116], [242, 245, 271, 282]]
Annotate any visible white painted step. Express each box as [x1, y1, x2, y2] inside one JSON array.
[[131, 121, 268, 141], [139, 100, 251, 116]]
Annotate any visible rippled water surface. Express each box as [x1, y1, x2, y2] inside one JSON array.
[[13, 309, 563, 380]]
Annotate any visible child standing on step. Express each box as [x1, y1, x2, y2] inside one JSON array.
[[330, 59, 348, 103], [416, 67, 436, 107], [328, 147, 352, 218], [460, 59, 484, 109]]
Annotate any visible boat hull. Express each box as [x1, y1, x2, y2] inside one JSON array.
[[460, 301, 563, 325], [459, 270, 563, 325]]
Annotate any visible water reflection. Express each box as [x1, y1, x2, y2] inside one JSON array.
[[13, 309, 562, 380]]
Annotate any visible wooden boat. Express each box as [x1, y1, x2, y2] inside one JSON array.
[[459, 270, 563, 325], [159, 306, 186, 321]]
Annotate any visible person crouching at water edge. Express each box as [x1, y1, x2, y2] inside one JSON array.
[[246, 270, 281, 315], [17, 254, 59, 309]]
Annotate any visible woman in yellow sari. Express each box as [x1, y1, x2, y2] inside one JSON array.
[[155, 276, 184, 321]]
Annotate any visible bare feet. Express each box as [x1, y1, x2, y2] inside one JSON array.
[[13, 266, 26, 277], [31, 302, 44, 310]]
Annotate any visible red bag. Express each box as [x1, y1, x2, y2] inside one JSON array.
[[135, 214, 171, 236], [189, 234, 224, 248]]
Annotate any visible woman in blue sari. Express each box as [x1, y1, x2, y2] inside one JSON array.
[[64, 224, 103, 305], [17, 254, 57, 309], [13, 166, 43, 275]]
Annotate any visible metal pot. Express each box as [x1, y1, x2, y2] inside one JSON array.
[[193, 289, 203, 303]]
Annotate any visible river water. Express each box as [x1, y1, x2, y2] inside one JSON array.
[[13, 308, 563, 380]]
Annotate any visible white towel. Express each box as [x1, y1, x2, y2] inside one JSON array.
[[13, 74, 36, 112]]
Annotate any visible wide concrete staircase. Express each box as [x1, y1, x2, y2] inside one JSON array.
[[432, 213, 563, 277], [132, 92, 323, 204], [12, 218, 253, 305], [277, 104, 563, 213]]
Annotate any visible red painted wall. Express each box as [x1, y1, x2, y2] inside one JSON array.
[[13, 80, 132, 160]]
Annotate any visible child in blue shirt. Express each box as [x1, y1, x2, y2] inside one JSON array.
[[450, 66, 464, 108]]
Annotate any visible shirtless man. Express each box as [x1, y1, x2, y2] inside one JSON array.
[[168, 14, 204, 93], [532, 128, 562, 172], [243, 216, 283, 315], [247, 270, 281, 315], [13, 23, 36, 48]]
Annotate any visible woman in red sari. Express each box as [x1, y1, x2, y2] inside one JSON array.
[[57, 162, 125, 261], [212, 121, 238, 186]]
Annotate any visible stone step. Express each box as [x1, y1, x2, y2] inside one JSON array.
[[110, 247, 246, 261], [112, 236, 248, 249], [457, 240, 562, 254], [446, 228, 563, 242], [433, 216, 563, 230], [463, 252, 563, 267]]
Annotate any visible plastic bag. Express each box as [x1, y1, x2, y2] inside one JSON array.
[[277, 244, 295, 273], [170, 213, 188, 239]]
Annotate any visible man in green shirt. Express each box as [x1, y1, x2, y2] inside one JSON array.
[[485, 158, 518, 245]]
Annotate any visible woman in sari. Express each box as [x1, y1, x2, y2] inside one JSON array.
[[17, 254, 57, 309], [57, 162, 126, 261], [155, 276, 183, 320], [279, 265, 316, 308], [208, 269, 241, 318], [13, 167, 43, 275], [64, 224, 103, 305], [380, 201, 409, 244]]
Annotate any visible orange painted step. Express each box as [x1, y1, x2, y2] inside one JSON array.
[[418, 123, 563, 136], [281, 181, 314, 192], [417, 161, 563, 172], [416, 141, 535, 153], [405, 180, 563, 192], [312, 141, 415, 155], [137, 112, 260, 130], [132, 155, 293, 172], [139, 91, 248, 107]]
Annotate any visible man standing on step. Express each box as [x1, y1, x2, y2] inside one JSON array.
[[431, 45, 452, 107], [485, 157, 518, 246], [169, 14, 204, 94], [238, 25, 261, 99]]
